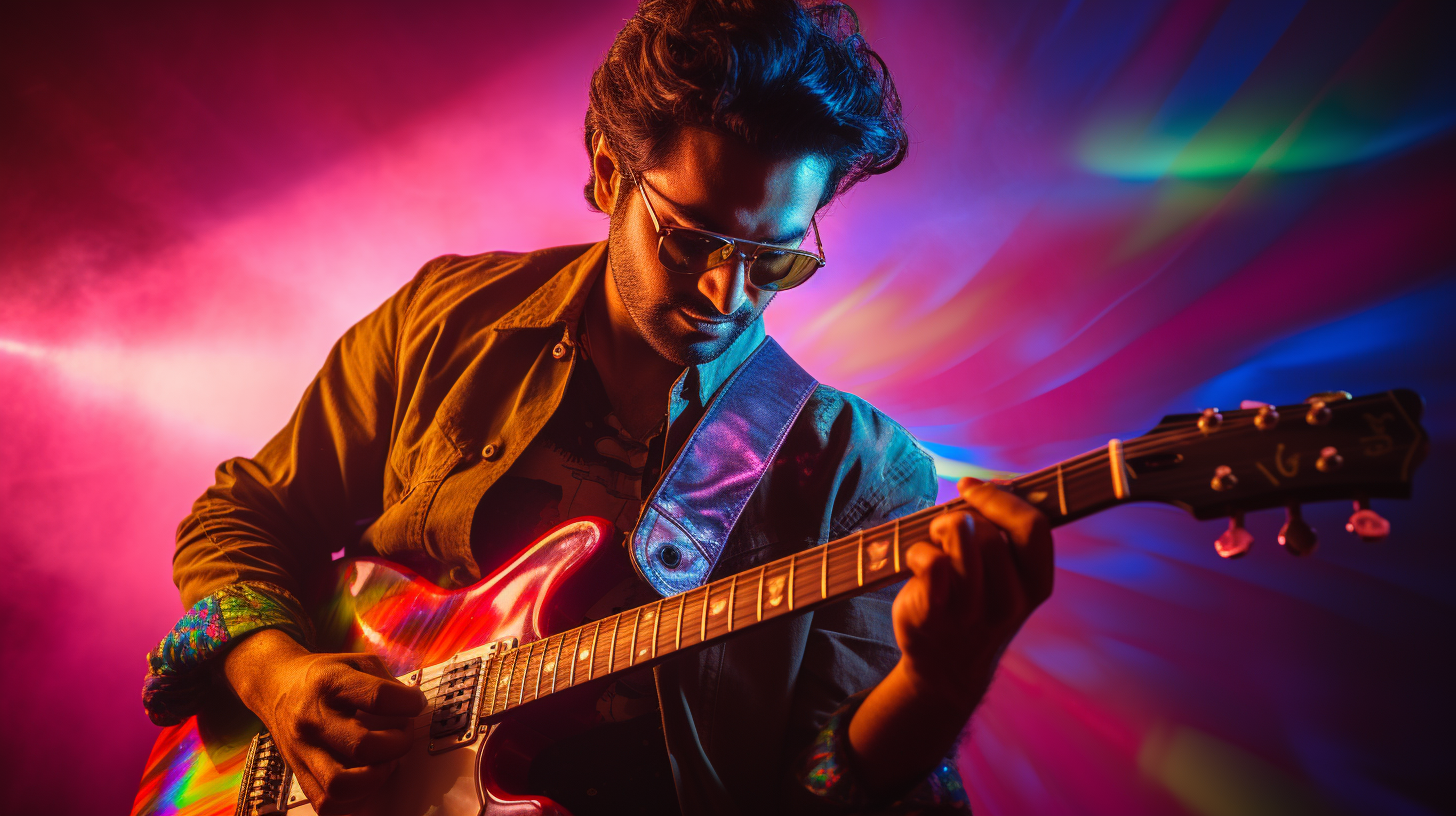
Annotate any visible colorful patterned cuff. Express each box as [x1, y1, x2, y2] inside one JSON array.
[[799, 690, 972, 812], [141, 582, 311, 726]]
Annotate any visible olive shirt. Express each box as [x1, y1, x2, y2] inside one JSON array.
[[145, 241, 970, 814]]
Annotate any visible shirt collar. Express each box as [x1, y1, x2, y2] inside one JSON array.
[[492, 241, 609, 334]]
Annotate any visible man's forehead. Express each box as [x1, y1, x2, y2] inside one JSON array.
[[647, 127, 829, 241]]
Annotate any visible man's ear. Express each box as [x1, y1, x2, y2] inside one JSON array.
[[591, 133, 623, 214]]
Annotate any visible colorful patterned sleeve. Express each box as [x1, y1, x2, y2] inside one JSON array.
[[798, 690, 972, 813], [141, 581, 313, 726]]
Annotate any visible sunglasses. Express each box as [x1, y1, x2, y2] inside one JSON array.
[[635, 177, 825, 292]]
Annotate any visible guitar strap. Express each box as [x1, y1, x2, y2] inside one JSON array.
[[630, 336, 818, 597]]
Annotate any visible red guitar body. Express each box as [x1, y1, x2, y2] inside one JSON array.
[[132, 517, 628, 816]]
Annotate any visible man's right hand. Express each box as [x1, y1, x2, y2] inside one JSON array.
[[222, 628, 427, 815]]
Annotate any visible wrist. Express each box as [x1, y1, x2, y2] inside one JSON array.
[[893, 656, 984, 721], [222, 627, 307, 714]]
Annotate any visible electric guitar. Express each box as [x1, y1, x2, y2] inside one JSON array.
[[131, 389, 1428, 816]]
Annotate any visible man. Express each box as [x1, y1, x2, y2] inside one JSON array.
[[142, 1, 1053, 813]]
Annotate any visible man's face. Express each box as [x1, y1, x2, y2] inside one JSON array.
[[604, 127, 830, 366]]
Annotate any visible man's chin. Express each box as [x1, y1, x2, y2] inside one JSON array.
[[651, 318, 745, 366]]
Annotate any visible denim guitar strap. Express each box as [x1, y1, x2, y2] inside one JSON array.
[[630, 337, 818, 597]]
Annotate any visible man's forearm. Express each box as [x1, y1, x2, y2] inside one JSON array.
[[846, 658, 979, 802]]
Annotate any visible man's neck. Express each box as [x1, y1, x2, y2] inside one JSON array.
[[583, 262, 684, 440]]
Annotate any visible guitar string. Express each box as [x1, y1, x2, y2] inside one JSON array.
[[398, 404, 1363, 724], [403, 419, 1266, 706]]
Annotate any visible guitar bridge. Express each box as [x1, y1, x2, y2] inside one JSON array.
[[234, 731, 291, 816]]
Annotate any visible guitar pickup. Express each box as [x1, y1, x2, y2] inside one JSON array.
[[422, 638, 513, 754], [427, 657, 483, 752]]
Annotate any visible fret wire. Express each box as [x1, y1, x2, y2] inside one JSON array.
[[491, 654, 506, 715], [857, 530, 864, 586], [516, 642, 533, 707], [567, 628, 581, 688], [757, 564, 766, 622], [700, 585, 709, 644], [820, 543, 828, 599], [484, 658, 500, 717], [535, 636, 549, 701], [530, 639, 544, 703], [502, 648, 520, 714], [675, 593, 686, 651], [787, 554, 797, 611], [726, 574, 738, 632], [607, 614, 623, 674], [892, 517, 901, 573], [627, 607, 643, 666], [651, 599, 664, 659], [587, 619, 603, 680], [550, 632, 566, 695]]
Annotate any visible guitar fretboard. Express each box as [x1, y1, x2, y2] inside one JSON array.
[[469, 442, 1132, 719]]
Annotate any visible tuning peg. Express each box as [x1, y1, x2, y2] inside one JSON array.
[[1278, 504, 1318, 556], [1215, 513, 1253, 559], [1346, 499, 1390, 542], [1316, 446, 1343, 472], [1198, 407, 1223, 433], [1238, 400, 1279, 429]]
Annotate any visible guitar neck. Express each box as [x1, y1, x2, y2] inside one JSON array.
[[471, 443, 1128, 721]]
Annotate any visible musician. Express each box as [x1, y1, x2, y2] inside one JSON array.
[[141, 1, 1053, 813]]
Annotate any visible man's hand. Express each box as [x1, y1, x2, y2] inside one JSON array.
[[222, 628, 427, 815], [847, 476, 1054, 799], [894, 476, 1055, 714]]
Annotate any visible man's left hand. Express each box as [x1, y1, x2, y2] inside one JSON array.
[[892, 476, 1055, 716]]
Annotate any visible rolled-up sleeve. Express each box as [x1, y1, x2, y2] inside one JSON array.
[[785, 437, 972, 813], [142, 266, 428, 725]]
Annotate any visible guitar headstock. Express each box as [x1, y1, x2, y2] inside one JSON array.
[[1125, 389, 1427, 557]]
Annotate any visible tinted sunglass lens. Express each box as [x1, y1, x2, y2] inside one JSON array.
[[749, 252, 821, 291], [659, 231, 733, 275]]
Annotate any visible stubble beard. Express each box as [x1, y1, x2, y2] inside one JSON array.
[[606, 197, 759, 367]]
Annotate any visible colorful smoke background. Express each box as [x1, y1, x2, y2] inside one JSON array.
[[1, 1, 1452, 813]]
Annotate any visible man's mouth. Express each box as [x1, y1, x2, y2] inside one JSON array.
[[677, 303, 738, 325]]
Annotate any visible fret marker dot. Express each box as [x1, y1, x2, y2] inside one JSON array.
[[868, 540, 890, 571], [578, 648, 589, 661], [710, 598, 728, 616], [643, 610, 654, 621], [498, 677, 508, 689], [638, 648, 647, 658], [544, 661, 555, 673], [766, 575, 787, 607], [1027, 490, 1048, 504]]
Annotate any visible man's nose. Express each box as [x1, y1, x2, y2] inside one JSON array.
[[697, 253, 751, 316]]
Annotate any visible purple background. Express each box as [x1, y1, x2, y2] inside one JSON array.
[[1, 1, 1452, 814]]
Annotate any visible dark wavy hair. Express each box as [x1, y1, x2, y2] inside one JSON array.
[[583, 0, 908, 212]]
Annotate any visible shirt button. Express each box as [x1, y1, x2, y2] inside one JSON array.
[[482, 442, 501, 460], [552, 342, 569, 360]]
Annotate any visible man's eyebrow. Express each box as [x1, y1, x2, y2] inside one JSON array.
[[654, 190, 807, 246]]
